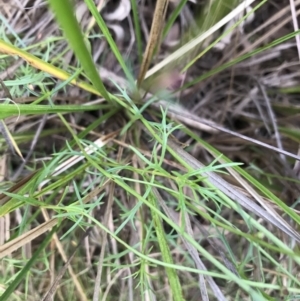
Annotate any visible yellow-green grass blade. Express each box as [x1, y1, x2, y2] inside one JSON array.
[[0, 39, 101, 96]]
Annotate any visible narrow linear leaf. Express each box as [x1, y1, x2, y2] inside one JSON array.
[[84, 0, 135, 84], [149, 191, 185, 301], [0, 171, 38, 207], [163, 0, 187, 40], [0, 104, 103, 119], [48, 0, 110, 100], [182, 0, 265, 71], [144, 0, 257, 79], [130, 0, 143, 64]]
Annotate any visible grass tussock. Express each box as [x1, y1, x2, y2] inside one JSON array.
[[1, 0, 300, 300]]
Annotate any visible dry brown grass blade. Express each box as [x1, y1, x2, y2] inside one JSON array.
[[93, 133, 125, 301], [164, 108, 300, 161], [256, 80, 285, 160], [210, 154, 300, 251], [192, 218, 239, 277], [0, 218, 58, 259], [145, 0, 256, 80], [41, 228, 92, 301], [152, 99, 218, 133], [0, 153, 8, 246], [222, 1, 300, 66], [167, 140, 300, 243], [146, 92, 300, 160], [40, 181, 112, 301], [137, 0, 169, 87]]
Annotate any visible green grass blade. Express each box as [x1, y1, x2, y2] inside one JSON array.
[[183, 127, 300, 227], [148, 190, 185, 301], [0, 225, 57, 301], [182, 0, 265, 71], [0, 104, 103, 119], [163, 0, 187, 41], [48, 0, 110, 100], [130, 0, 143, 64], [84, 0, 135, 84]]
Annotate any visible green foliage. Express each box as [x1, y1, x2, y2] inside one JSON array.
[[0, 0, 299, 300]]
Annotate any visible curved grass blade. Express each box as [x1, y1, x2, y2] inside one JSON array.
[[0, 120, 22, 158]]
